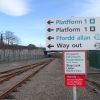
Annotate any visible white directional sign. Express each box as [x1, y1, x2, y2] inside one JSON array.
[[46, 33, 100, 50], [64, 51, 86, 74], [46, 17, 100, 34], [46, 17, 100, 51]]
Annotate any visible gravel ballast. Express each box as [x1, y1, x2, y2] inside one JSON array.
[[2, 58, 100, 100]]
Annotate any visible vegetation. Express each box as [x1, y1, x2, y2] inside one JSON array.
[[0, 31, 20, 45]]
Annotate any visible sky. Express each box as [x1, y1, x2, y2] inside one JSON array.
[[0, 0, 100, 47]]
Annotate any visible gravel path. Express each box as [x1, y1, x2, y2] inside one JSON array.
[[3, 59, 100, 100]]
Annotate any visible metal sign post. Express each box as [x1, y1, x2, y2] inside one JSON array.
[[73, 86, 77, 100], [46, 18, 92, 100], [64, 51, 86, 100]]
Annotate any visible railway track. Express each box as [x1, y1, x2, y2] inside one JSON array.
[[88, 72, 100, 75], [86, 76, 100, 94], [0, 59, 54, 99]]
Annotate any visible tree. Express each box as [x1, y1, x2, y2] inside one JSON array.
[[28, 44, 37, 48], [0, 34, 4, 46], [2, 31, 20, 45]]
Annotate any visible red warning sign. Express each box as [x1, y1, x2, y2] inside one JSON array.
[[65, 75, 86, 86]]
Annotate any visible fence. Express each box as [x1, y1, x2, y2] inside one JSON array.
[[0, 45, 45, 63], [88, 50, 100, 68]]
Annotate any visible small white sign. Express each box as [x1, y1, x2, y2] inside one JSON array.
[[64, 51, 86, 74]]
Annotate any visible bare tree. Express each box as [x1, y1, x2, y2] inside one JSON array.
[[3, 31, 21, 45]]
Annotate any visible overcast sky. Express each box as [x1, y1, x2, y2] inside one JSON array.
[[0, 0, 100, 46]]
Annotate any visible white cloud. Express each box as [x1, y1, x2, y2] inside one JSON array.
[[81, 0, 100, 16], [0, 0, 30, 16]]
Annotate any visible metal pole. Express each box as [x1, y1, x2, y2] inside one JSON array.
[[73, 86, 77, 100]]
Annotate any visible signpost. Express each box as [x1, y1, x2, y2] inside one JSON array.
[[46, 17, 100, 100], [64, 51, 86, 74], [46, 17, 100, 34], [46, 33, 100, 50], [63, 51, 86, 100], [65, 75, 86, 86], [63, 51, 86, 86], [46, 17, 100, 51]]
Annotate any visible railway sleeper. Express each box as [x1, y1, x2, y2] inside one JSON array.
[[3, 94, 15, 99]]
